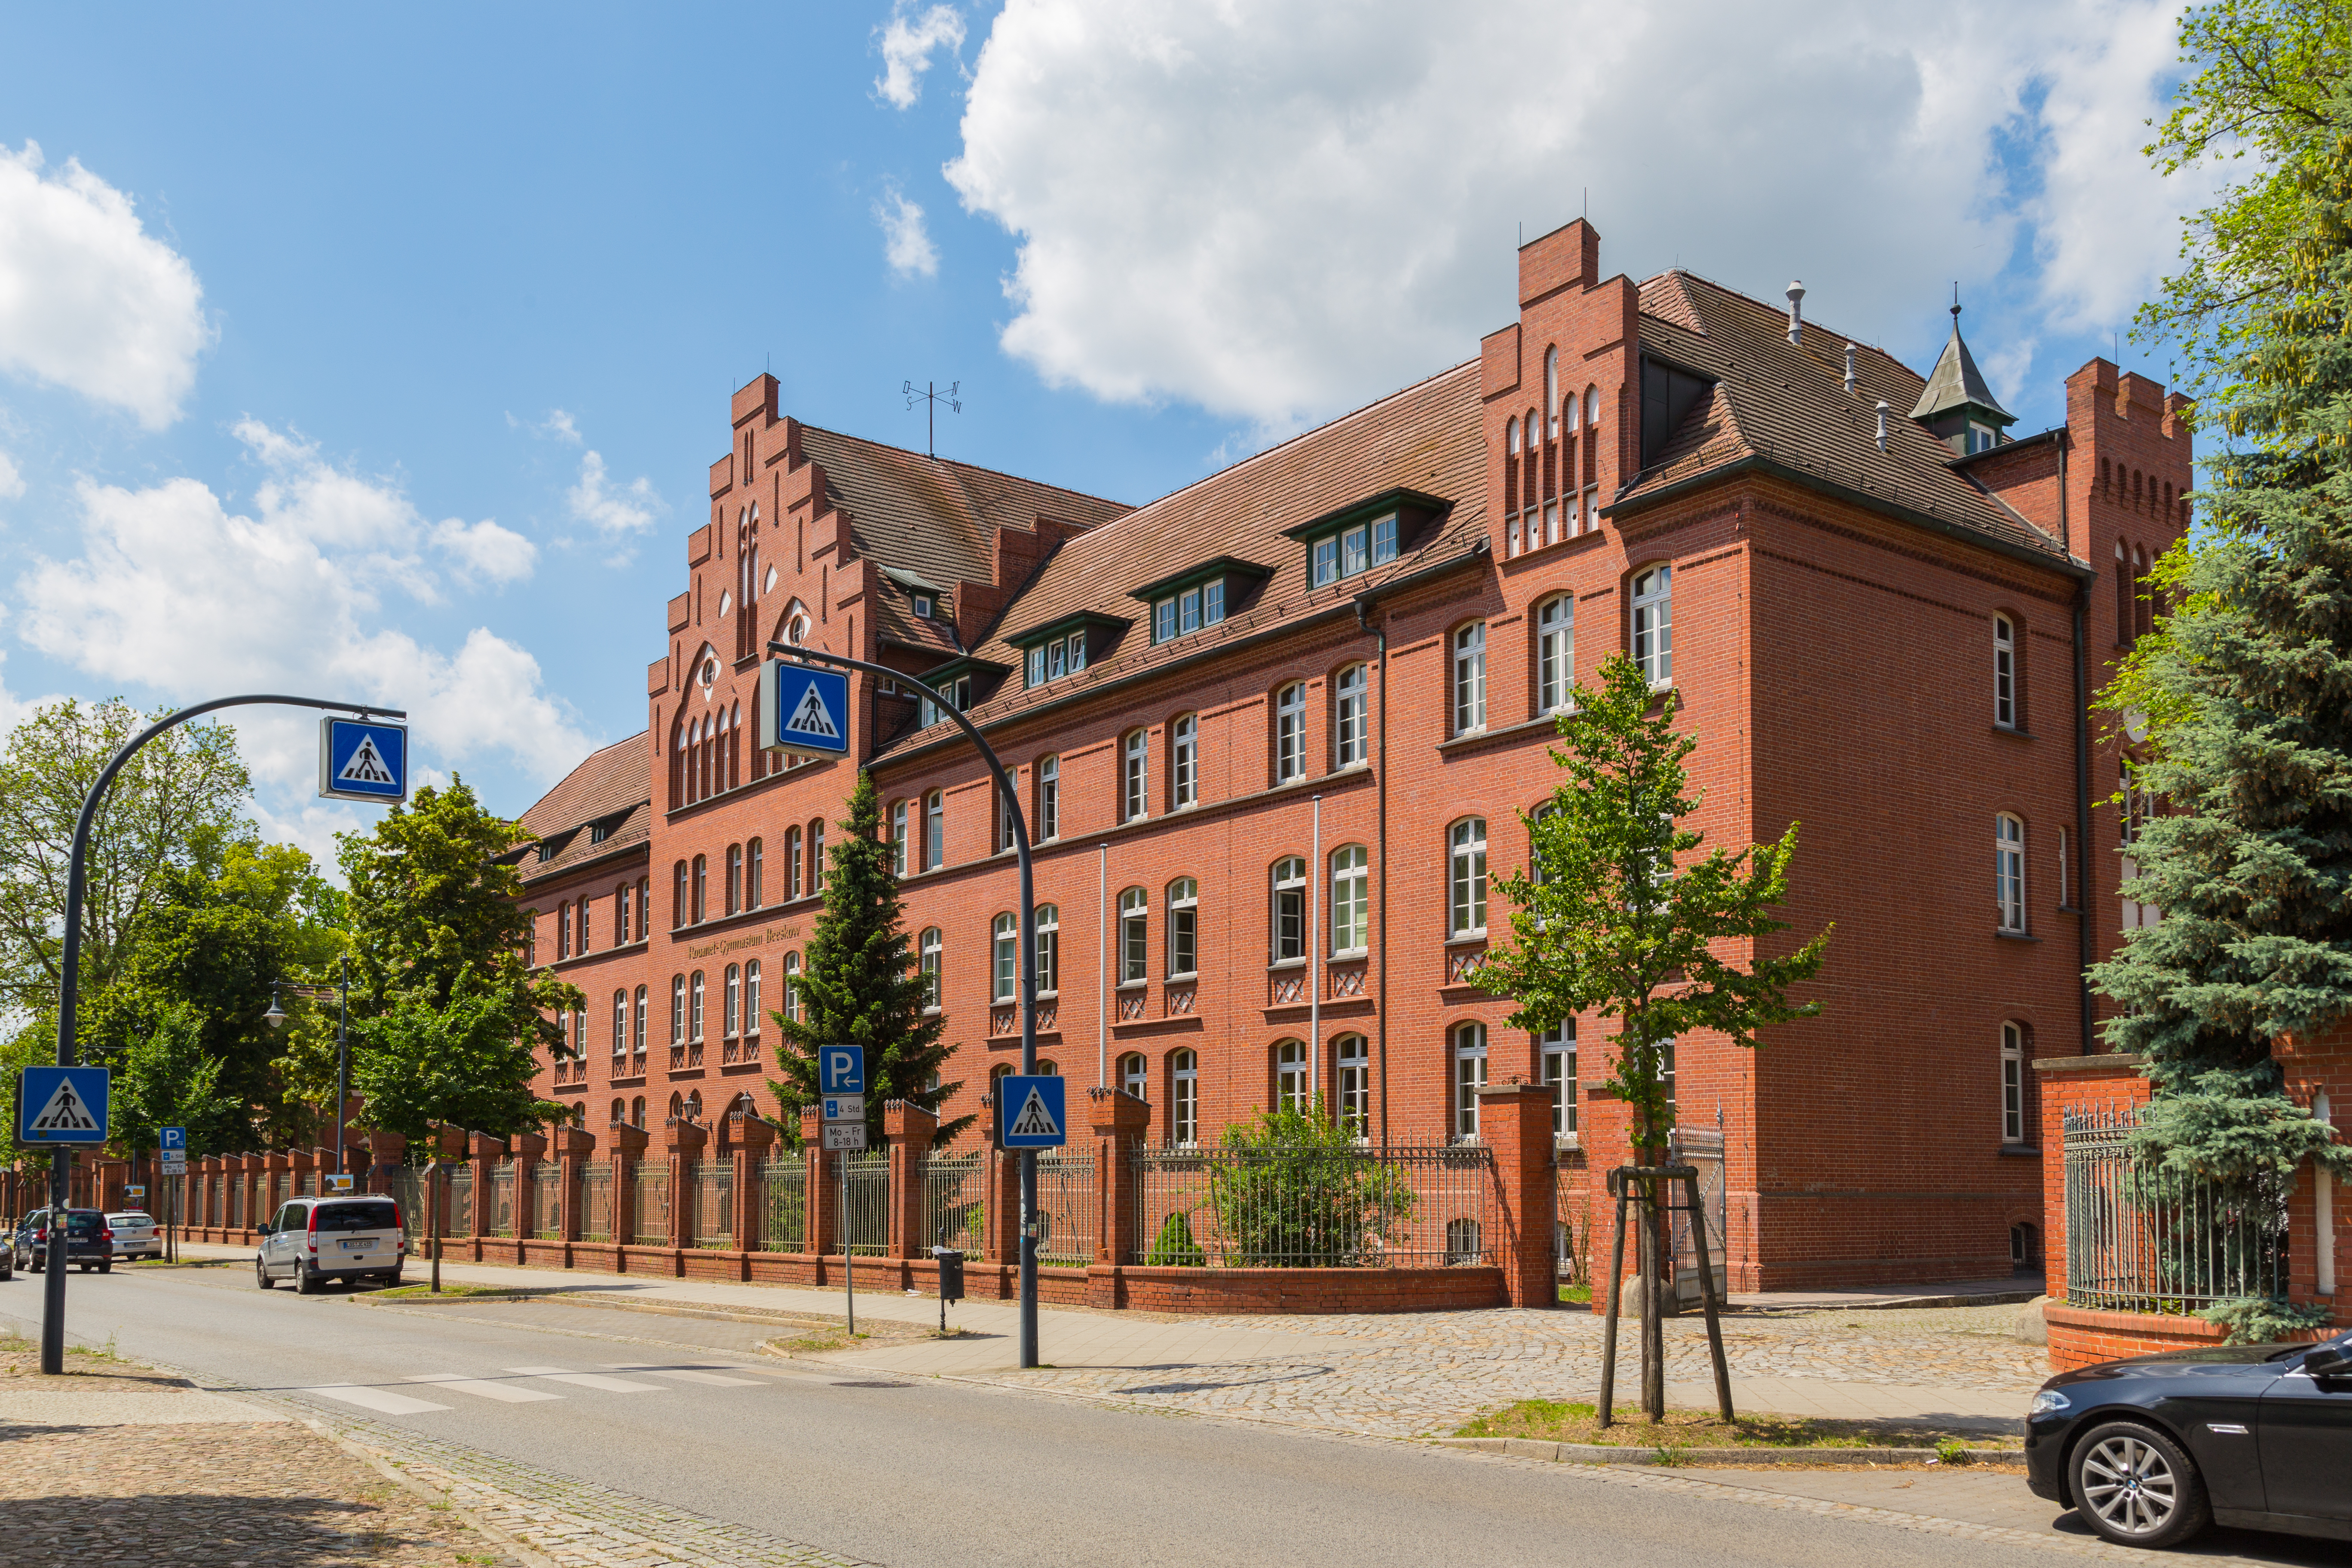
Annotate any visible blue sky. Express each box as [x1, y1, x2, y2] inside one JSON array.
[[0, 1, 2207, 862]]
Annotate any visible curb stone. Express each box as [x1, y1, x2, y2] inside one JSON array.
[[1434, 1436, 2021, 1466], [296, 1413, 560, 1568]]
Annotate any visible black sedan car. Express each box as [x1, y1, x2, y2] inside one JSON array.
[[9, 1210, 113, 1273], [2027, 1330, 2352, 1548]]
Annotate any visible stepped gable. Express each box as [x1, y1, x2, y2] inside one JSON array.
[[511, 732, 650, 885], [875, 359, 1488, 754], [792, 425, 1133, 656], [1629, 270, 2068, 562]]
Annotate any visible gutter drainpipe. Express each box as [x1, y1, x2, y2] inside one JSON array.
[[1356, 596, 1391, 1151], [2066, 432, 2097, 1058]]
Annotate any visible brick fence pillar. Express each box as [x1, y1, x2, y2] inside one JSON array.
[[468, 1133, 505, 1240], [2034, 1054, 2152, 1302], [364, 1130, 406, 1199], [665, 1118, 706, 1253], [885, 1100, 939, 1259], [729, 1113, 775, 1254], [2275, 1024, 2352, 1327], [800, 1109, 837, 1257], [1087, 1087, 1149, 1309], [606, 1120, 649, 1250], [261, 1151, 291, 1224], [988, 1147, 1021, 1267], [1477, 1081, 1557, 1309], [288, 1148, 316, 1201], [551, 1127, 594, 1243], [509, 1131, 546, 1239], [1580, 1087, 1635, 1314]]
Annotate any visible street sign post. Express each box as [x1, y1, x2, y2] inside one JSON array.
[[159, 1127, 185, 1155], [819, 1044, 867, 1329], [997, 1076, 1067, 1149], [124, 1185, 144, 1201], [18, 1066, 110, 1145], [820, 1046, 866, 1095], [318, 717, 410, 803], [324, 1173, 354, 1194], [757, 661, 851, 757]]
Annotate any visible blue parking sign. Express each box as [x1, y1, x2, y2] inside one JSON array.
[[160, 1126, 186, 1152], [998, 1076, 1066, 1149], [18, 1066, 109, 1145], [820, 1046, 865, 1096]]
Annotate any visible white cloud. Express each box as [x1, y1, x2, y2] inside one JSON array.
[[431, 516, 537, 586], [875, 186, 940, 278], [539, 408, 582, 445], [946, 0, 2206, 430], [877, 5, 967, 109], [13, 427, 587, 793], [0, 450, 22, 501], [567, 448, 661, 537], [0, 142, 210, 428]]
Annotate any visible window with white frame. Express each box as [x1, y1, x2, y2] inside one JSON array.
[[996, 787, 1015, 854], [1537, 595, 1575, 715], [810, 821, 825, 892], [1024, 629, 1089, 688], [1994, 615, 2018, 729], [1996, 813, 2026, 931], [1452, 622, 1487, 734], [1170, 1049, 1199, 1146], [890, 801, 908, 876], [1120, 887, 1148, 983], [1632, 566, 1673, 686], [1330, 844, 1369, 954], [724, 964, 741, 1036], [1172, 714, 1200, 808], [690, 971, 706, 1043], [786, 826, 804, 900], [634, 986, 647, 1054], [992, 913, 1018, 1002], [1308, 514, 1400, 588], [1151, 580, 1227, 644], [1122, 730, 1148, 821], [1334, 664, 1368, 766], [1119, 1052, 1147, 1100], [1335, 1034, 1369, 1140], [925, 790, 944, 870], [1034, 903, 1060, 994], [1452, 1022, 1488, 1140], [1271, 856, 1306, 963], [919, 928, 941, 1011], [1037, 756, 1059, 842], [1275, 1039, 1308, 1114], [1167, 878, 1199, 977], [783, 951, 802, 1023], [612, 990, 627, 1056], [1449, 818, 1488, 937], [744, 960, 760, 1032], [2002, 1021, 2027, 1143], [1274, 682, 1306, 783], [1539, 1022, 1576, 1139], [671, 975, 685, 1045], [573, 1007, 586, 1057]]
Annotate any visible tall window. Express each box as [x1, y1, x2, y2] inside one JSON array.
[[1452, 622, 1486, 734], [1274, 683, 1306, 783], [783, 952, 802, 1023], [633, 986, 647, 1054], [1452, 1022, 1488, 1140], [2002, 1022, 2027, 1143], [1335, 1035, 1369, 1139], [1122, 731, 1148, 821], [1995, 813, 2026, 931], [637, 877, 650, 940], [1170, 1049, 1199, 1146], [1120, 887, 1148, 983], [1537, 595, 1575, 714], [786, 826, 804, 900], [925, 790, 945, 870], [919, 928, 942, 1011], [891, 800, 909, 875], [1119, 1052, 1147, 1099], [616, 882, 632, 945], [1167, 878, 1199, 977], [747, 839, 763, 908], [1632, 565, 1673, 686], [997, 787, 1016, 854], [992, 913, 1019, 1001], [744, 961, 760, 1032], [691, 856, 707, 924], [672, 861, 688, 928], [1037, 756, 1060, 842], [1449, 818, 1488, 937], [612, 990, 627, 1056], [1330, 845, 1369, 954], [1034, 903, 1060, 994], [558, 902, 571, 959], [689, 971, 705, 1043], [1172, 714, 1199, 808], [1271, 857, 1306, 962], [726, 845, 743, 915], [724, 964, 741, 1036], [1275, 1040, 1308, 1114], [1334, 664, 1368, 766], [1540, 1022, 1575, 1139], [1993, 614, 2018, 728], [671, 976, 685, 1045]]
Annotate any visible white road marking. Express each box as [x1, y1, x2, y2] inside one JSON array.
[[404, 1373, 564, 1403], [505, 1365, 668, 1393], [602, 1363, 766, 1386], [303, 1384, 450, 1415]]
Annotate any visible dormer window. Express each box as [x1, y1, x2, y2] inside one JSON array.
[[589, 821, 611, 845], [536, 841, 558, 863], [1155, 580, 1224, 642], [1026, 630, 1089, 688], [1310, 514, 1397, 588], [1012, 612, 1122, 688], [1131, 560, 1266, 648], [913, 592, 935, 619], [1283, 489, 1446, 592]]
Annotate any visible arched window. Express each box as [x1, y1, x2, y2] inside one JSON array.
[[1170, 1049, 1199, 1147], [1270, 682, 1306, 784], [1274, 1039, 1308, 1115], [1034, 903, 1060, 994], [1122, 730, 1149, 821], [616, 882, 632, 945], [670, 976, 686, 1045], [1330, 845, 1369, 955], [636, 877, 650, 940], [612, 990, 627, 1056], [919, 928, 942, 1011], [1118, 1052, 1147, 1099], [1452, 1022, 1488, 1141], [925, 790, 945, 870], [1335, 1034, 1369, 1139], [724, 964, 741, 1036], [691, 855, 707, 924], [1539, 1021, 1575, 1139], [997, 785, 1017, 854], [573, 1007, 588, 1057], [810, 820, 827, 893], [672, 861, 688, 927], [1544, 347, 1560, 439], [557, 902, 571, 960], [669, 1091, 684, 1122], [1271, 856, 1306, 963], [1449, 818, 1488, 937], [747, 839, 763, 909], [631, 1095, 646, 1128], [1169, 714, 1200, 808], [744, 960, 761, 1033], [992, 913, 1019, 1001], [1167, 878, 1199, 977], [1995, 814, 2026, 932], [633, 986, 647, 1055], [1536, 595, 1574, 715], [726, 845, 743, 916], [890, 800, 909, 876], [1037, 755, 1060, 842], [1334, 664, 1368, 766], [1993, 614, 2018, 729], [1504, 416, 1521, 549], [1585, 385, 1600, 427], [690, 971, 705, 1043], [1119, 887, 1148, 983], [2001, 1021, 2027, 1144], [1452, 622, 1486, 734], [782, 951, 802, 1023], [786, 826, 804, 900], [611, 1098, 625, 1126], [1631, 565, 1672, 686]]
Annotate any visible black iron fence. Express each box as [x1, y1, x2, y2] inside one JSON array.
[[2063, 1106, 2288, 1312]]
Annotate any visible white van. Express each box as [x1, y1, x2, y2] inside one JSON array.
[[255, 1195, 406, 1293]]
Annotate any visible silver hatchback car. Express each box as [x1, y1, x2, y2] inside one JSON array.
[[105, 1210, 160, 1262], [255, 1196, 406, 1293]]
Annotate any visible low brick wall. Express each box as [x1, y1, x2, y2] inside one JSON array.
[[1108, 1265, 1505, 1314], [2043, 1301, 2332, 1371]]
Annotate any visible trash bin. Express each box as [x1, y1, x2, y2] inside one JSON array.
[[931, 1246, 965, 1303]]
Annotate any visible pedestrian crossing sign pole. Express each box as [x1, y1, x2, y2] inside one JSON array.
[[17, 1066, 109, 1145], [318, 717, 410, 802], [756, 660, 851, 757]]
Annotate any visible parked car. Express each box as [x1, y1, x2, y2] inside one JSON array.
[[11, 1209, 113, 1273], [104, 1210, 160, 1262], [2027, 1330, 2352, 1548], [254, 1196, 405, 1294]]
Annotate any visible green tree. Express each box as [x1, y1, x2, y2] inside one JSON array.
[[769, 771, 964, 1145], [348, 977, 567, 1148], [1205, 1102, 1414, 1267], [1479, 654, 1829, 1419], [109, 1003, 241, 1167]]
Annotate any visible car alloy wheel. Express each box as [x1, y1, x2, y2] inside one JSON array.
[[255, 1256, 274, 1290], [2073, 1422, 2209, 1548]]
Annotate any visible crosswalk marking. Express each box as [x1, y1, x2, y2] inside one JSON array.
[[305, 1384, 451, 1415], [603, 1363, 766, 1387], [505, 1365, 668, 1393], [404, 1373, 564, 1403]]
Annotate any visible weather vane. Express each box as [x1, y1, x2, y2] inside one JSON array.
[[903, 380, 962, 459]]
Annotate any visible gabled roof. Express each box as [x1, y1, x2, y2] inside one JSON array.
[[1625, 272, 2067, 564], [1910, 310, 2016, 424], [513, 733, 650, 887]]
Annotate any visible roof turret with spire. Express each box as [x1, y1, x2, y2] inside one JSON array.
[[1910, 290, 2015, 456]]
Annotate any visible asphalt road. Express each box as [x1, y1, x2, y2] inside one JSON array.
[[0, 1265, 2217, 1568]]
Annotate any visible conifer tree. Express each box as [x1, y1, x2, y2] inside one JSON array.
[[769, 771, 965, 1146]]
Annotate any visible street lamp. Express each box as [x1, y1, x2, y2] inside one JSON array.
[[262, 989, 287, 1029]]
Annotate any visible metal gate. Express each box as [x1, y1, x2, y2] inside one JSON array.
[[1668, 1125, 1727, 1311]]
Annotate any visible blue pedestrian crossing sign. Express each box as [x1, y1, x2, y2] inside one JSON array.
[[998, 1075, 1066, 1149], [759, 660, 851, 756], [819, 1046, 866, 1096], [318, 717, 409, 803], [18, 1066, 109, 1145]]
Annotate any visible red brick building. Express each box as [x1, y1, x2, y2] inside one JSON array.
[[512, 221, 2193, 1290]]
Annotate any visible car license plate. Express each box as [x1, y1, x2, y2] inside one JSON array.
[[340, 1240, 371, 1251]]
